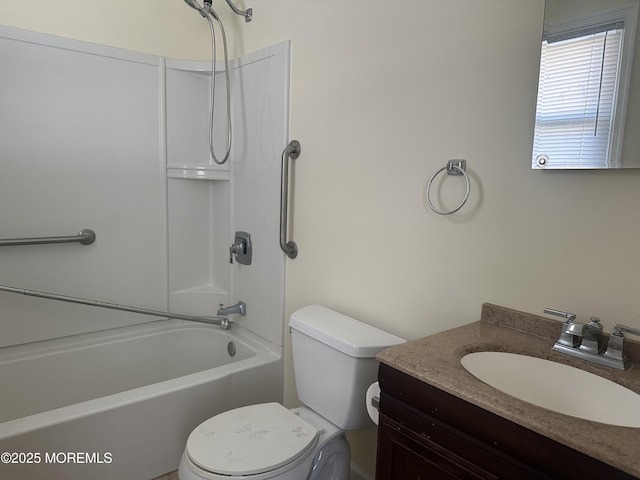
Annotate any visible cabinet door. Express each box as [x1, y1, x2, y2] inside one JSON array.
[[377, 364, 637, 480], [376, 415, 498, 480]]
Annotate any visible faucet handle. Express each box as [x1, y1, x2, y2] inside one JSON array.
[[545, 308, 581, 348], [612, 324, 640, 338], [229, 242, 244, 264], [229, 232, 252, 265], [602, 324, 639, 370], [543, 308, 577, 321]]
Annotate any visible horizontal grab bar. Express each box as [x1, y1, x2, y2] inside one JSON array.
[[0, 284, 231, 330], [0, 228, 96, 247]]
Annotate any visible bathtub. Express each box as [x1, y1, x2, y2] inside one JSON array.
[[0, 319, 283, 480]]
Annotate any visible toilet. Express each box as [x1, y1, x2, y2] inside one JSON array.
[[178, 304, 405, 480]]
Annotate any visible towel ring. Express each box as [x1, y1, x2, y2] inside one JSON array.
[[426, 160, 470, 215]]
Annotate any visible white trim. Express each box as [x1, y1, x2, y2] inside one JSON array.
[[543, 3, 638, 38], [0, 24, 160, 66]]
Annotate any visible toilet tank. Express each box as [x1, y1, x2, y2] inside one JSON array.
[[289, 305, 405, 430]]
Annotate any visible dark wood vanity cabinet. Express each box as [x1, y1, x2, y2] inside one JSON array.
[[375, 364, 637, 480]]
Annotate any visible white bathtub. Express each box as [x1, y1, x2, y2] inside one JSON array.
[[0, 319, 283, 480]]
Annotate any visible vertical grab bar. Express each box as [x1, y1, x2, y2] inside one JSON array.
[[280, 140, 301, 259]]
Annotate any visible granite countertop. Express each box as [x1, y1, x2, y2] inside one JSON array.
[[377, 303, 640, 478]]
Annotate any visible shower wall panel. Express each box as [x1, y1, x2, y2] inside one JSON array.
[[0, 26, 167, 347], [165, 59, 232, 316], [0, 25, 290, 349], [165, 42, 290, 347], [230, 42, 291, 347]]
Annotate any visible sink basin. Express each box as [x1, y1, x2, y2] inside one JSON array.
[[460, 352, 640, 428]]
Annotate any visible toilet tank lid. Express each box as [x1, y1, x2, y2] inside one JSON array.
[[289, 305, 405, 358]]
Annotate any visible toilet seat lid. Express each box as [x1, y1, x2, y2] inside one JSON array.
[[186, 402, 319, 476]]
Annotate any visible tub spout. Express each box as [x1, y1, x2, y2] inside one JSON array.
[[217, 301, 246, 317]]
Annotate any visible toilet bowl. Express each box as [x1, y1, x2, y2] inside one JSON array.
[[178, 404, 350, 480], [178, 305, 405, 480]]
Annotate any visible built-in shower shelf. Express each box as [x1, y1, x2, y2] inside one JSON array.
[[165, 58, 227, 75], [167, 165, 230, 180]]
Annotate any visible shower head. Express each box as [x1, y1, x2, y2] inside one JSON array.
[[183, 0, 208, 17], [182, 0, 252, 22], [183, 0, 200, 9]]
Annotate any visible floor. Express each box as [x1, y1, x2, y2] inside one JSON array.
[[151, 471, 178, 480], [151, 468, 368, 480]]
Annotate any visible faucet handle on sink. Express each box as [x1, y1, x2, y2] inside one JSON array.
[[544, 308, 581, 347], [603, 324, 640, 370], [612, 324, 640, 337], [543, 308, 577, 322]]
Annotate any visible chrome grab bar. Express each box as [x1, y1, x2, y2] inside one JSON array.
[[280, 140, 301, 259], [0, 284, 231, 330], [0, 228, 96, 247]]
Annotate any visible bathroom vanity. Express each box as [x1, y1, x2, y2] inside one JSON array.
[[375, 304, 640, 479]]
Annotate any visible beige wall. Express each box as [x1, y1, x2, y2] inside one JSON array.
[[0, 1, 217, 59], [3, 0, 640, 478]]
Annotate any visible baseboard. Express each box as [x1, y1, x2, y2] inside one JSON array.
[[350, 465, 374, 480]]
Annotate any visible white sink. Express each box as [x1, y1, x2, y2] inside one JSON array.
[[460, 351, 640, 428]]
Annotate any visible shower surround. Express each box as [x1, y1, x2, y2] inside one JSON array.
[[0, 25, 290, 479]]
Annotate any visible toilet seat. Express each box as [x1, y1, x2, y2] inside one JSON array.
[[185, 403, 319, 476]]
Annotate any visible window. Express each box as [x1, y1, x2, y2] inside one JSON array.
[[532, 6, 637, 169]]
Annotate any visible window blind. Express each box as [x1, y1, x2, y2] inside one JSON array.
[[532, 25, 624, 168]]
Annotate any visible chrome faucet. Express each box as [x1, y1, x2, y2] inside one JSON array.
[[544, 308, 627, 370], [217, 301, 247, 317]]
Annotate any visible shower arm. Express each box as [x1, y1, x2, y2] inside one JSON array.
[[223, 0, 252, 22]]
